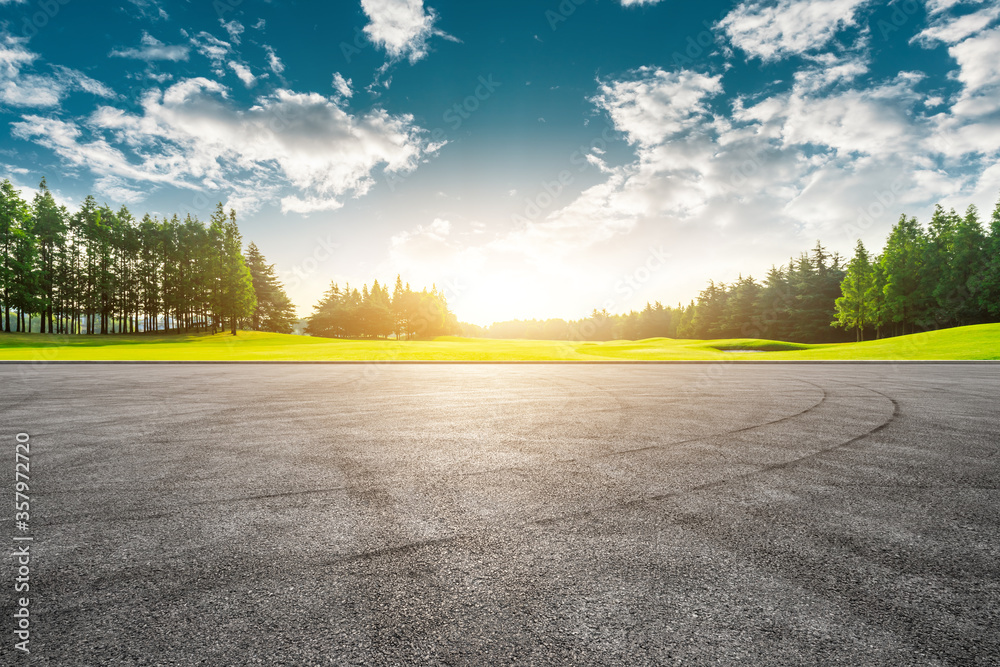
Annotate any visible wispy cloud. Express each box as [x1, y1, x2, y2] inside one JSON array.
[[110, 32, 189, 62], [219, 19, 244, 45], [2, 35, 115, 108], [262, 44, 284, 75], [332, 72, 353, 99]]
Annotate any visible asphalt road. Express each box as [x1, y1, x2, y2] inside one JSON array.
[[1, 363, 998, 665]]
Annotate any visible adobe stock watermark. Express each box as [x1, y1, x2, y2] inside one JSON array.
[[280, 234, 339, 291], [843, 177, 906, 241], [13, 432, 33, 655], [546, 0, 588, 31], [386, 74, 501, 193], [18, 0, 71, 38], [722, 146, 770, 194], [340, 27, 373, 63], [512, 125, 616, 228], [613, 246, 672, 302], [876, 0, 919, 41], [213, 0, 243, 19], [550, 243, 672, 355]]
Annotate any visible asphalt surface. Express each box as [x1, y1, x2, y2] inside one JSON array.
[[1, 363, 998, 665]]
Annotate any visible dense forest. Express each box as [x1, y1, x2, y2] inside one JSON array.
[[463, 198, 1000, 343], [0, 179, 296, 335], [306, 277, 458, 339]]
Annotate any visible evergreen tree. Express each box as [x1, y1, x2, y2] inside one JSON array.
[[880, 215, 926, 335], [244, 242, 297, 333], [31, 178, 66, 333], [221, 209, 255, 335], [974, 198, 1000, 319], [0, 181, 32, 332], [834, 240, 876, 341]]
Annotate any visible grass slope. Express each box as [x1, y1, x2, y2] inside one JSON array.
[[0, 323, 998, 361]]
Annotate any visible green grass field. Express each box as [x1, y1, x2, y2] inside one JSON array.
[[0, 323, 998, 361]]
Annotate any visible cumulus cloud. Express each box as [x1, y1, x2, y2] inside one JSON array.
[[11, 78, 442, 213], [719, 0, 870, 61], [360, 0, 455, 64], [110, 32, 189, 61], [446, 53, 1000, 318]]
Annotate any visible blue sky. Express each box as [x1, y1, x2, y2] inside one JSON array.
[[2, 0, 999, 324]]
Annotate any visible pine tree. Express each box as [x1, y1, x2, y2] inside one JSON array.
[[30, 179, 66, 333], [974, 197, 1000, 319], [220, 208, 255, 335], [880, 215, 927, 335], [0, 180, 31, 332], [834, 240, 876, 341], [244, 241, 297, 333]]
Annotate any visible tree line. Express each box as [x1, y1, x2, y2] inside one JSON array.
[[0, 179, 296, 335], [5, 177, 997, 344], [463, 197, 1000, 343], [306, 276, 458, 339], [833, 202, 1000, 341]]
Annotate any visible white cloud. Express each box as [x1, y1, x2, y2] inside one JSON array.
[[12, 78, 442, 213], [262, 44, 284, 75], [280, 195, 344, 214], [332, 72, 353, 99], [94, 175, 147, 204], [1, 36, 115, 108], [124, 0, 169, 21], [391, 217, 451, 246], [914, 3, 1000, 45], [227, 61, 256, 87], [592, 68, 723, 146], [219, 20, 244, 45], [440, 56, 1000, 320], [948, 26, 1000, 92], [110, 32, 189, 61], [719, 0, 870, 61], [189, 31, 231, 71], [0, 35, 35, 78], [1, 74, 62, 107], [619, 0, 665, 5], [925, 0, 984, 15], [945, 26, 1000, 118], [360, 0, 454, 64], [53, 66, 116, 99]]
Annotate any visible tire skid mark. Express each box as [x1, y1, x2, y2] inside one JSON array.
[[442, 379, 829, 485], [34, 486, 354, 526], [528, 380, 898, 528], [613, 379, 828, 456], [762, 385, 899, 473], [321, 535, 461, 567]]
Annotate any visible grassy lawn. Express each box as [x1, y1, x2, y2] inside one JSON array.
[[0, 323, 997, 361]]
